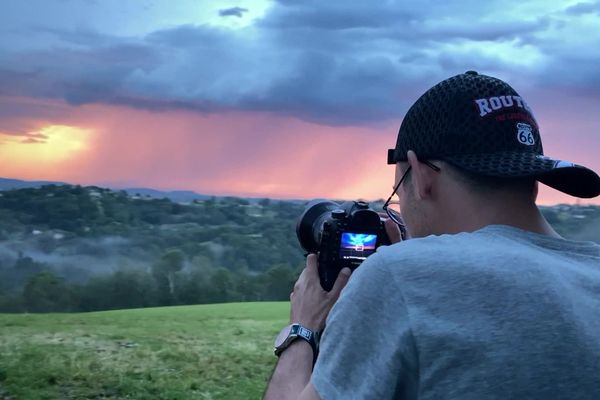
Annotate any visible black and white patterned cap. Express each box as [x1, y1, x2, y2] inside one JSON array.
[[388, 71, 600, 198]]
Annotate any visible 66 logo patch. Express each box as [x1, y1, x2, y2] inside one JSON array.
[[516, 123, 535, 146]]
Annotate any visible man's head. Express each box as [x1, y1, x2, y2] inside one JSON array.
[[387, 71, 600, 237], [392, 153, 539, 237]]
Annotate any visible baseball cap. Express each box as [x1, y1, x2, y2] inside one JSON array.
[[387, 71, 600, 198]]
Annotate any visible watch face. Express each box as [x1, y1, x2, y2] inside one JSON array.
[[274, 324, 293, 348]]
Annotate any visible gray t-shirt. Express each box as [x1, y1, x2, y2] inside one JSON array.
[[312, 225, 600, 400]]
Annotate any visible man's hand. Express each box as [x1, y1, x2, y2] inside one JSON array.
[[290, 217, 404, 332], [290, 254, 351, 332]]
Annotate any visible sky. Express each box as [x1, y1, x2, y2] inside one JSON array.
[[1, 0, 599, 204]]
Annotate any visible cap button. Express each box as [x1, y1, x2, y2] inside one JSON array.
[[465, 70, 478, 75]]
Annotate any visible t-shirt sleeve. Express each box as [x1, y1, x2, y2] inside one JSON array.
[[311, 251, 419, 400]]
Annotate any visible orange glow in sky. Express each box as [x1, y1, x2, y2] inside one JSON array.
[[0, 124, 93, 179], [0, 98, 599, 206]]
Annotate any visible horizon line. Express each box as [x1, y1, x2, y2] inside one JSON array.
[[0, 175, 598, 207]]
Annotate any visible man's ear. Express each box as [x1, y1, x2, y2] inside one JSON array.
[[407, 150, 433, 200]]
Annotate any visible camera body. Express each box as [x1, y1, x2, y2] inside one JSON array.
[[296, 200, 391, 291]]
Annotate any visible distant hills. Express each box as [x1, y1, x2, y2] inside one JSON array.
[[0, 178, 68, 190], [0, 177, 308, 204], [124, 188, 211, 202], [0, 177, 211, 203]]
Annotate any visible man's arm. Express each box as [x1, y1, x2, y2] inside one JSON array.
[[263, 340, 317, 400], [264, 220, 403, 400], [263, 254, 351, 400]]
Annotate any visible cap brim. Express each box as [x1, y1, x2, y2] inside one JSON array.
[[443, 151, 600, 198]]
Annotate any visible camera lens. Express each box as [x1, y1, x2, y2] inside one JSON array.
[[296, 200, 340, 253]]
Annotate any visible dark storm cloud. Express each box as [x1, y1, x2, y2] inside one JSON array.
[[0, 42, 161, 106], [258, 3, 417, 30], [565, 1, 600, 15], [219, 7, 249, 18], [237, 51, 418, 125], [0, 96, 72, 136], [31, 26, 117, 47], [1, 0, 599, 126], [147, 24, 233, 47]]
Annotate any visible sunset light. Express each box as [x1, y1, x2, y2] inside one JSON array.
[[0, 125, 91, 177], [0, 1, 598, 204]]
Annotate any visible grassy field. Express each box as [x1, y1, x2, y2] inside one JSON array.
[[0, 302, 289, 399]]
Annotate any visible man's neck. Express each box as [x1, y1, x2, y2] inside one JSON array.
[[439, 197, 561, 238]]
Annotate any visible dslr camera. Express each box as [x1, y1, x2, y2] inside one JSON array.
[[296, 200, 392, 291]]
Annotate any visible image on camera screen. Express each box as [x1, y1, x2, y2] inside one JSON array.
[[339, 232, 377, 260]]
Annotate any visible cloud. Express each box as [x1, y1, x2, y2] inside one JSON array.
[[0, 96, 73, 136], [26, 132, 48, 140], [258, 3, 418, 30], [219, 7, 249, 18], [565, 1, 600, 15], [21, 137, 45, 144], [0, 0, 599, 126]]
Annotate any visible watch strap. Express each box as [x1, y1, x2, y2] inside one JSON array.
[[274, 324, 319, 365]]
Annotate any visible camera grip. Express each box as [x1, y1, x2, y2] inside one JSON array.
[[317, 251, 337, 292]]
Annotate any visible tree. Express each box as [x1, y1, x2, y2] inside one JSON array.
[[262, 264, 295, 301], [152, 249, 185, 305], [174, 268, 210, 305], [0, 288, 22, 312], [235, 272, 262, 302], [210, 268, 237, 303], [22, 271, 73, 312], [11, 255, 47, 288], [108, 270, 156, 310], [258, 198, 271, 207]]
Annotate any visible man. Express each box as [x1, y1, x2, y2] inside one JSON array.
[[264, 71, 600, 399]]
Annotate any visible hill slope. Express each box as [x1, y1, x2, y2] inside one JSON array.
[[0, 178, 67, 190], [0, 302, 288, 399], [0, 177, 211, 202]]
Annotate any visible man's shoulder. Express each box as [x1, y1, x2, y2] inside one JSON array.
[[370, 225, 599, 283], [369, 227, 529, 282], [375, 230, 486, 263]]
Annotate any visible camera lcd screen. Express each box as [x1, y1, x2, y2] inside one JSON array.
[[339, 232, 377, 261]]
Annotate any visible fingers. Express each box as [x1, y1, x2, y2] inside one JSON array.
[[384, 217, 403, 244], [295, 254, 317, 286], [306, 253, 318, 273], [329, 267, 352, 299]]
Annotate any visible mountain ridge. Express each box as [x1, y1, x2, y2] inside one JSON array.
[[0, 177, 214, 203]]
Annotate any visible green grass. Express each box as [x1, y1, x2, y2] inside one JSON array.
[[0, 302, 289, 399]]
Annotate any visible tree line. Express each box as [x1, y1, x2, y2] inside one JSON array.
[[0, 185, 310, 313], [0, 184, 598, 313], [0, 249, 302, 313]]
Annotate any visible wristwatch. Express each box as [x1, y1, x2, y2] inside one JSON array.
[[274, 323, 319, 362]]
